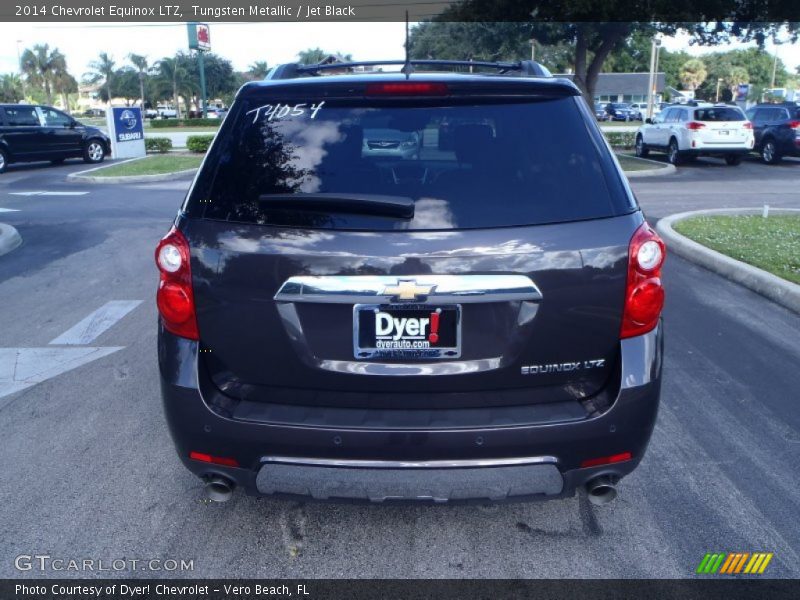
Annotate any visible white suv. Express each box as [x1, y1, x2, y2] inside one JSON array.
[[635, 104, 754, 165]]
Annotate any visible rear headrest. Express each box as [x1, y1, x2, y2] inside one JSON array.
[[332, 124, 364, 162], [453, 124, 494, 164]]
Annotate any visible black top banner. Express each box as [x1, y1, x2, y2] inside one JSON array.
[[2, 0, 799, 22]]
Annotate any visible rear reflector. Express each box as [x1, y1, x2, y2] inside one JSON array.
[[365, 82, 448, 96], [189, 451, 239, 468], [580, 452, 632, 468]]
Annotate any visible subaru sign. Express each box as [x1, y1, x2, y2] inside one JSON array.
[[106, 107, 145, 159]]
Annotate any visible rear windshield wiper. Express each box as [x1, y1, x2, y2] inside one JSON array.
[[258, 193, 414, 219]]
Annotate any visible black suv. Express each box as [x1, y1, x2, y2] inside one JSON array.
[[746, 102, 800, 164], [0, 104, 110, 173], [156, 60, 665, 505]]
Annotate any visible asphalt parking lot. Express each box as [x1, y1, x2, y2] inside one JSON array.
[[0, 156, 798, 578]]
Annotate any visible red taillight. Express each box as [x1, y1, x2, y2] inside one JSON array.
[[580, 452, 632, 469], [365, 82, 448, 96], [686, 121, 706, 130], [189, 451, 239, 468], [743, 121, 753, 130], [789, 120, 800, 130], [155, 227, 198, 340], [621, 222, 666, 339]]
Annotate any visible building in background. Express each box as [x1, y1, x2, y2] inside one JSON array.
[[556, 72, 667, 104]]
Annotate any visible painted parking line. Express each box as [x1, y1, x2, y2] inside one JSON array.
[[49, 300, 142, 345], [0, 208, 20, 212], [0, 300, 142, 401], [9, 191, 89, 196]]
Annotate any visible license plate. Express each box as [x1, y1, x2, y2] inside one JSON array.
[[719, 130, 730, 135], [353, 304, 461, 359]]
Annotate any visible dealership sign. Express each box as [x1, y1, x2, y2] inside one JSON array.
[[188, 22, 211, 51], [106, 107, 145, 159]]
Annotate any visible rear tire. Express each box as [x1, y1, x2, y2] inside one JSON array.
[[724, 154, 742, 166], [760, 139, 781, 164], [667, 138, 681, 165], [83, 140, 105, 164], [635, 135, 649, 158], [0, 148, 7, 174]]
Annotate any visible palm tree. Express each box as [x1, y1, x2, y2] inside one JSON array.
[[0, 74, 24, 103], [725, 66, 749, 102], [248, 61, 269, 79], [53, 71, 78, 113], [87, 52, 116, 104], [155, 57, 189, 119], [20, 44, 67, 105], [128, 53, 149, 108], [679, 58, 708, 93]]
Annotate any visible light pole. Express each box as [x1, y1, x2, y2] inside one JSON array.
[[16, 39, 26, 101], [529, 38, 536, 61], [646, 36, 662, 120], [715, 78, 723, 102]]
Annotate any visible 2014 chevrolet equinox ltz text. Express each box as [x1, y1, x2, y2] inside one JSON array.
[[156, 59, 665, 506]]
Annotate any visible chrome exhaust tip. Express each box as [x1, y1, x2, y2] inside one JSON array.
[[585, 476, 617, 506], [204, 476, 235, 502]]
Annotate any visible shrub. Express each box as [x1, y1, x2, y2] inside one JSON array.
[[150, 118, 221, 129], [145, 137, 173, 153], [604, 131, 636, 150], [186, 135, 215, 153]]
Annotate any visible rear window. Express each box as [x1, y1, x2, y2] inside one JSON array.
[[694, 107, 745, 122], [192, 95, 631, 230]]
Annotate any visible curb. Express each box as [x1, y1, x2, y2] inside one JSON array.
[[67, 157, 198, 184], [656, 208, 800, 314], [0, 222, 22, 257], [619, 154, 677, 178]]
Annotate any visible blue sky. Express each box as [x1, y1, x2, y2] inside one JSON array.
[[1, 22, 797, 81]]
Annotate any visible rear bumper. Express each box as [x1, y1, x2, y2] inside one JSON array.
[[158, 323, 663, 503]]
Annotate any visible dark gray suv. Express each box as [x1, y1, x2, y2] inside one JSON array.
[[156, 60, 665, 505]]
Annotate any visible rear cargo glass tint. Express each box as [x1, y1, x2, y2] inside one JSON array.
[[195, 96, 629, 230], [694, 107, 745, 121]]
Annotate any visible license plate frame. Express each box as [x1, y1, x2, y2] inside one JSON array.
[[353, 303, 462, 360]]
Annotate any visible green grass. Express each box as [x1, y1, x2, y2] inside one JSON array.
[[90, 154, 202, 177], [616, 154, 667, 172], [674, 215, 800, 284]]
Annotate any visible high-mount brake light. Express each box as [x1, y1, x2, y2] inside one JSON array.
[[621, 223, 666, 339], [365, 82, 449, 96], [155, 227, 199, 340]]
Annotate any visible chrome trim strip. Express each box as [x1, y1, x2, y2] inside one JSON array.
[[260, 455, 558, 469], [274, 274, 542, 304]]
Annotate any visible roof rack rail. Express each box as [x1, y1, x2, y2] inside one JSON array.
[[265, 59, 552, 80]]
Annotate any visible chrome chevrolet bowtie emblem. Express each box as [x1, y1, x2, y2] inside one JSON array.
[[382, 280, 434, 302]]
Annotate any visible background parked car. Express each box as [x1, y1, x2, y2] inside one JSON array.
[[362, 128, 421, 159], [635, 103, 753, 165], [604, 103, 633, 121], [0, 104, 110, 173], [157, 105, 177, 118], [82, 108, 105, 118], [745, 102, 800, 164], [628, 103, 645, 120], [594, 103, 610, 121]]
